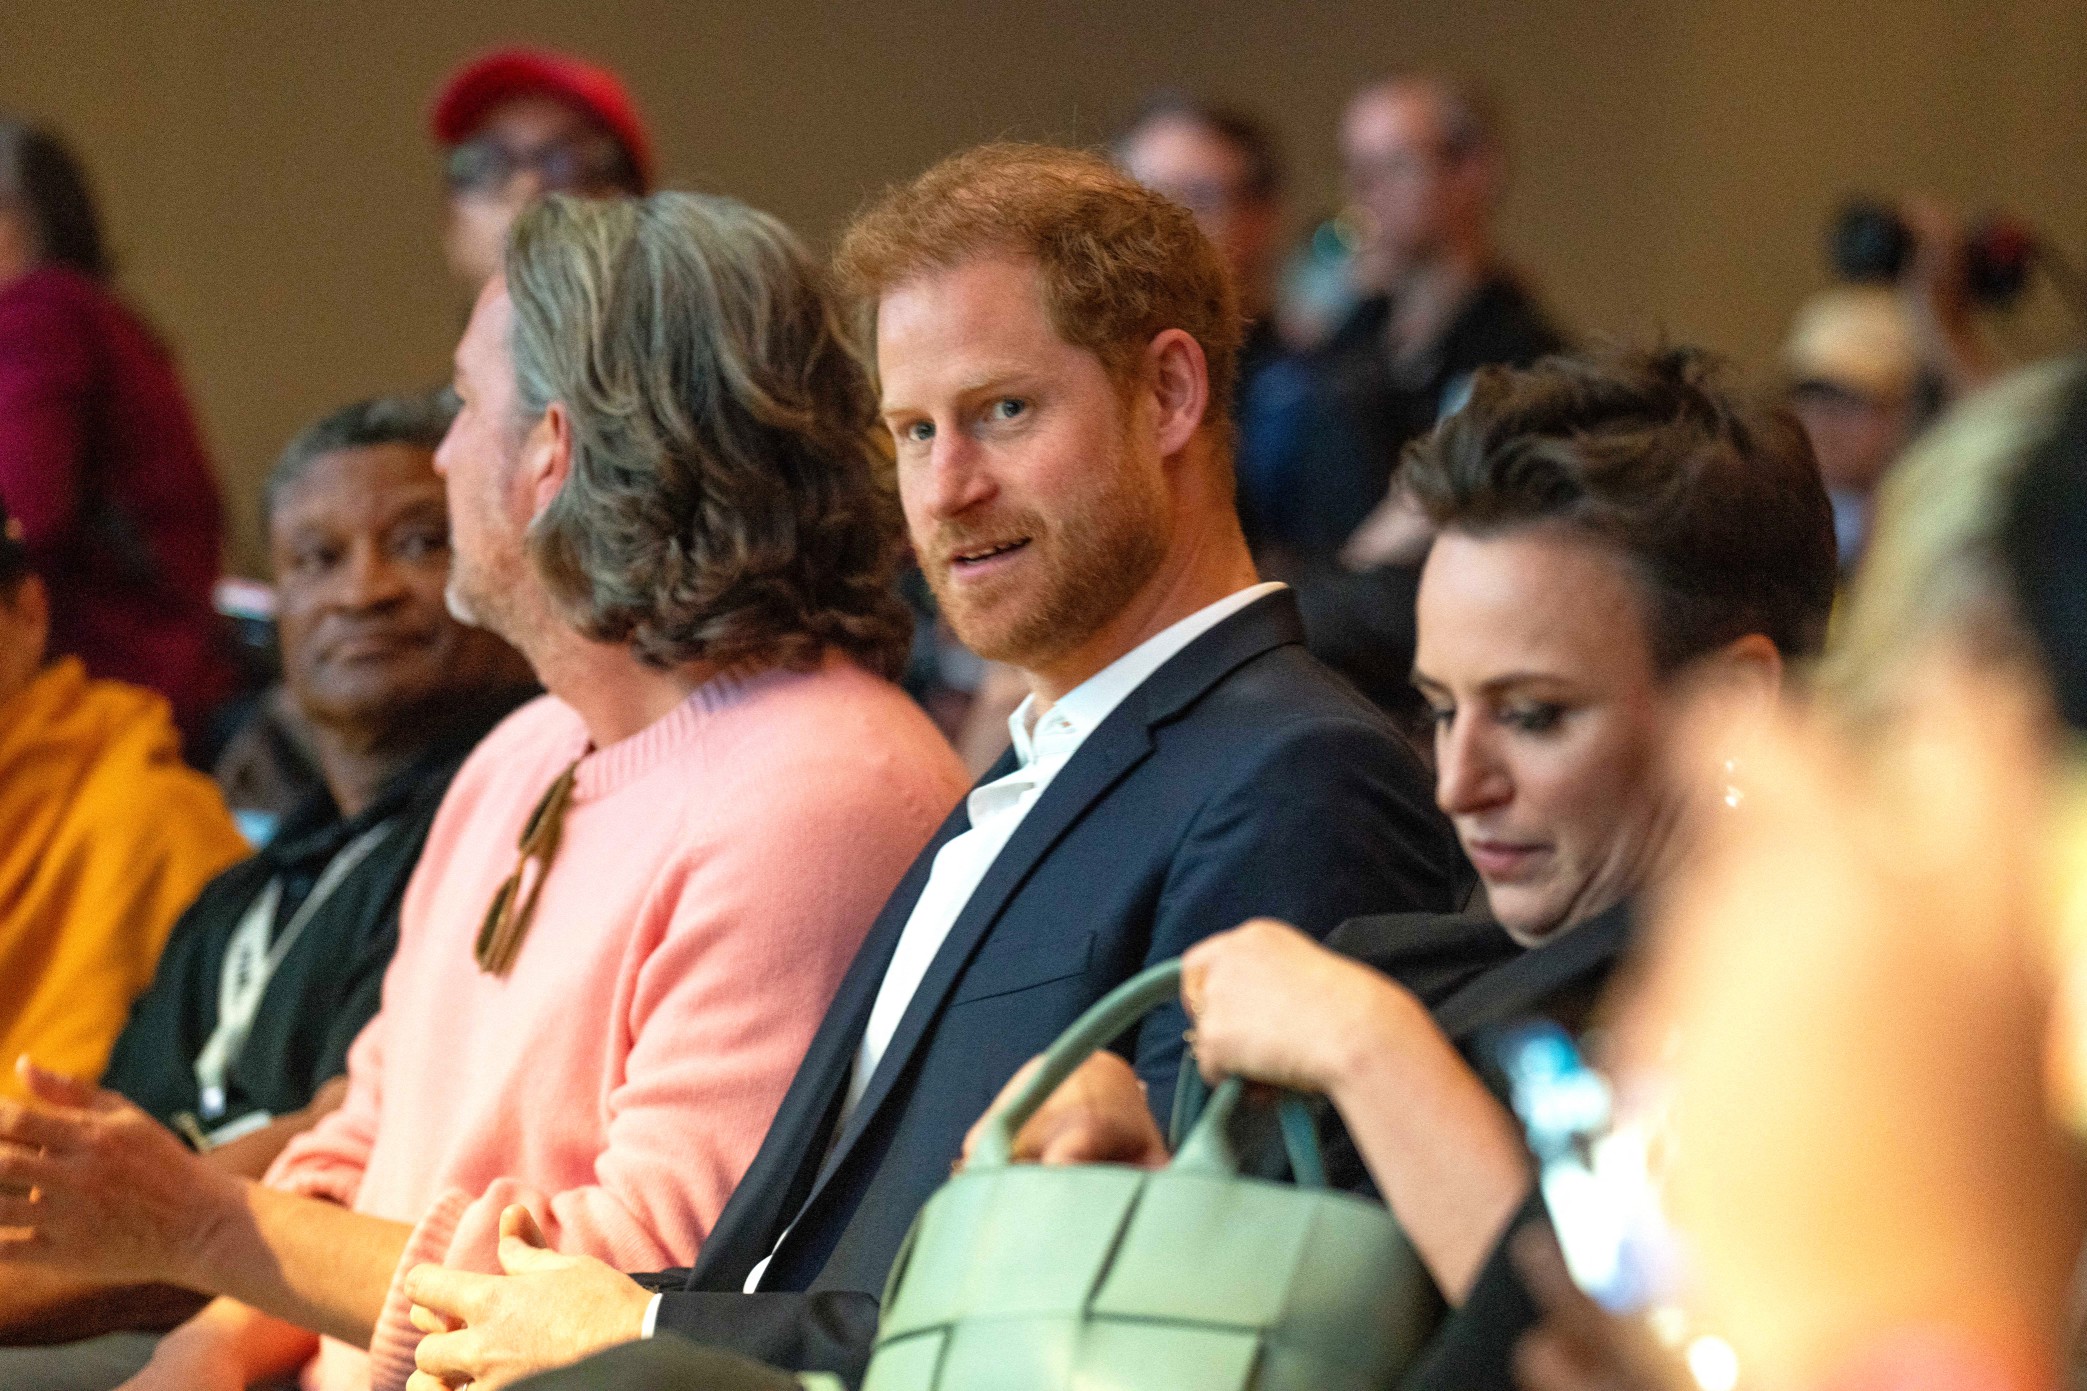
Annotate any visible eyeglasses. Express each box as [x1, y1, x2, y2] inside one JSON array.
[[445, 133, 636, 197], [475, 758, 580, 976]]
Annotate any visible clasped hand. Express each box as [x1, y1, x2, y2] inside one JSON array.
[[404, 1204, 652, 1391]]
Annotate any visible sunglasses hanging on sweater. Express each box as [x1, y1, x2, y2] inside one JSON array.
[[475, 758, 580, 976]]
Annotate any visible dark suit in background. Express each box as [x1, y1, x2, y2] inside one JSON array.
[[554, 591, 1473, 1388]]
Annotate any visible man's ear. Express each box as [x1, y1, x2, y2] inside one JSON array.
[[1144, 329, 1211, 461], [520, 402, 574, 522]]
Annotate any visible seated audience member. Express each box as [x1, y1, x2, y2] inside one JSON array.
[[1544, 359, 2087, 1391], [0, 496, 247, 1103], [1782, 285, 1932, 568], [989, 347, 1838, 1391], [953, 88, 1301, 773], [1111, 93, 1297, 547], [1282, 74, 1568, 731], [0, 191, 968, 1391], [0, 392, 538, 1355], [1277, 73, 1565, 572], [396, 142, 1470, 1391], [432, 47, 652, 289], [0, 117, 233, 749]]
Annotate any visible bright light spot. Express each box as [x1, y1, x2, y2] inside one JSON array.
[[1687, 1334, 1740, 1391]]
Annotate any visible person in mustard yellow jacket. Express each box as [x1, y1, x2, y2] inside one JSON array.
[[0, 498, 245, 1097]]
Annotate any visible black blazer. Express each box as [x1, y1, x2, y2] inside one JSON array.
[[641, 591, 1471, 1382]]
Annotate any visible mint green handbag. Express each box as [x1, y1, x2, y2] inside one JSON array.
[[862, 960, 1434, 1391]]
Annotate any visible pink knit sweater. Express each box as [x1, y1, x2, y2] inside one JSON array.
[[263, 658, 966, 1391]]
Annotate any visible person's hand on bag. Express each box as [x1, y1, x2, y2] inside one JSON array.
[[1185, 918, 1531, 1300], [1182, 917, 1430, 1093], [961, 1052, 1169, 1170]]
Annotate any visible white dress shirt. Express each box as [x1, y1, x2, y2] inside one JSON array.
[[641, 583, 1284, 1324]]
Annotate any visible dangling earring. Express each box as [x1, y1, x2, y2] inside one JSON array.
[[1721, 756, 1745, 810]]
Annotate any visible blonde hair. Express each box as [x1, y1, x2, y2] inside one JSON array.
[[1823, 358, 2081, 722]]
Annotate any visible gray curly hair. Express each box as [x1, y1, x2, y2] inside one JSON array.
[[505, 192, 910, 677]]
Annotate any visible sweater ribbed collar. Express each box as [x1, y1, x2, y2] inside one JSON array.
[[567, 664, 788, 802]]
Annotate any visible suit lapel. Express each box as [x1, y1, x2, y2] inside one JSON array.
[[804, 711, 1156, 1195], [688, 799, 975, 1286], [786, 591, 1311, 1225]]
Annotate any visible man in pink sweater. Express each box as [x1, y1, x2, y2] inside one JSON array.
[[0, 192, 967, 1391]]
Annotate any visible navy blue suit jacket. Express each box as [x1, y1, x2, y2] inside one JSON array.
[[637, 591, 1470, 1382]]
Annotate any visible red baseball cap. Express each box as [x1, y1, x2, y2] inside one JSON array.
[[431, 47, 654, 191]]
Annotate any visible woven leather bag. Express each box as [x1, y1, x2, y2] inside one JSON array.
[[862, 960, 1433, 1391]]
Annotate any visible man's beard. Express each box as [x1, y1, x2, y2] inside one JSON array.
[[924, 462, 1170, 673], [445, 529, 526, 645], [445, 573, 482, 628]]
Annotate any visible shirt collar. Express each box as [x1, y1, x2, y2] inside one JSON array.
[[1005, 582, 1286, 769]]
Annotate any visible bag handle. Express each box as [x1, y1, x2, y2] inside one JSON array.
[[968, 958, 1329, 1188], [969, 961, 1185, 1169]]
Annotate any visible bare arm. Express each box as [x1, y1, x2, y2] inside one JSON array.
[[125, 1295, 320, 1391], [1310, 982, 1531, 1300], [189, 1183, 411, 1346]]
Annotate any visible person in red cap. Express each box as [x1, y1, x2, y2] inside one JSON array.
[[432, 47, 653, 287]]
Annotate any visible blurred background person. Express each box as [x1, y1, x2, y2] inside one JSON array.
[[431, 47, 653, 289], [1112, 93, 1300, 546], [1113, 93, 1286, 353], [0, 116, 234, 755], [1543, 358, 2087, 1391], [1265, 74, 1569, 734], [0, 391, 535, 1372], [1778, 194, 2036, 574], [1781, 285, 1930, 570], [0, 493, 247, 1106], [1275, 72, 1565, 575]]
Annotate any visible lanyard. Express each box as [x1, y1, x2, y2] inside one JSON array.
[[192, 818, 398, 1126]]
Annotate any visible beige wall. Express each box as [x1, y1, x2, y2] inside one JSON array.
[[5, 0, 2084, 572]]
